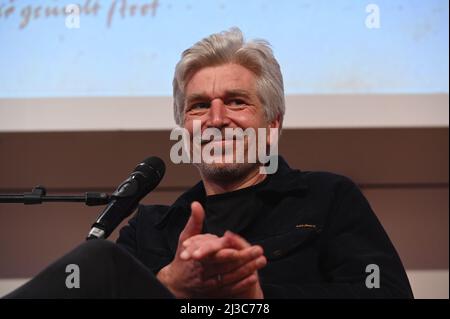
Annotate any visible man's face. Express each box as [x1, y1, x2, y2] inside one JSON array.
[[183, 63, 279, 180]]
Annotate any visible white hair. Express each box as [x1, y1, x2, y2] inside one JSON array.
[[172, 27, 285, 129]]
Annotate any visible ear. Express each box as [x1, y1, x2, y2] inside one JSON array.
[[266, 112, 281, 128], [266, 114, 281, 145]]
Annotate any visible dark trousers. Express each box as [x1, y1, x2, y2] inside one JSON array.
[[4, 240, 174, 299]]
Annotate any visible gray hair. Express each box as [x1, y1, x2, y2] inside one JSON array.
[[173, 27, 285, 128]]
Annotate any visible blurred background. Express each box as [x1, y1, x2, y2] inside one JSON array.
[[0, 0, 448, 298]]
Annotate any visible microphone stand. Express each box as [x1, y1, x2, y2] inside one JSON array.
[[0, 186, 111, 206]]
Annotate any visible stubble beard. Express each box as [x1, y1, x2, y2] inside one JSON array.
[[195, 161, 259, 183]]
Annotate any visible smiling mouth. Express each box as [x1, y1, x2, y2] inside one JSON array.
[[201, 138, 243, 146]]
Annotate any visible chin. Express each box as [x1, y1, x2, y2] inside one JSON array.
[[196, 161, 258, 182]]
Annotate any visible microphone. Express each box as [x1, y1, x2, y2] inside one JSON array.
[[87, 156, 165, 240]]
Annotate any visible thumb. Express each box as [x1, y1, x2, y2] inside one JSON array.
[[179, 201, 205, 243]]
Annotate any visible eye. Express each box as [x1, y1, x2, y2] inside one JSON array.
[[227, 99, 246, 106], [189, 102, 210, 110]]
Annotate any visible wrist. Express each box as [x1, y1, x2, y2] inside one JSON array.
[[156, 264, 188, 299]]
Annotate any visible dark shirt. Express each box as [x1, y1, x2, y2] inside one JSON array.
[[203, 176, 273, 237], [117, 157, 413, 298]]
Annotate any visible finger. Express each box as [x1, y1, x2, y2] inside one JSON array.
[[192, 232, 257, 261], [213, 245, 263, 264], [178, 201, 205, 245], [201, 246, 263, 278], [182, 233, 218, 248], [180, 234, 219, 261], [224, 231, 251, 250], [225, 273, 260, 297], [189, 236, 232, 260], [202, 271, 259, 295], [214, 255, 266, 286]]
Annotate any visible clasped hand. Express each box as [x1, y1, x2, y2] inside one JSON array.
[[157, 201, 267, 299]]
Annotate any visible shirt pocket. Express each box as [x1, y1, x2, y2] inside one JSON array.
[[255, 226, 320, 261]]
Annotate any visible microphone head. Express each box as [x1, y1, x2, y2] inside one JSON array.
[[135, 156, 166, 190]]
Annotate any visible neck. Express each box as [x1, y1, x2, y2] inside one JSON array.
[[201, 166, 267, 196]]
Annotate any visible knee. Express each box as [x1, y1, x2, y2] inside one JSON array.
[[78, 239, 119, 256], [74, 239, 120, 262]]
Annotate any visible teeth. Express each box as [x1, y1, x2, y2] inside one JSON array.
[[203, 139, 234, 142], [201, 138, 244, 145]]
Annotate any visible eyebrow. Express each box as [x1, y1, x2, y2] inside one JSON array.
[[185, 93, 208, 105], [186, 89, 253, 105], [225, 89, 252, 99]]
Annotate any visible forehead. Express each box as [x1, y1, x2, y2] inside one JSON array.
[[185, 63, 257, 96]]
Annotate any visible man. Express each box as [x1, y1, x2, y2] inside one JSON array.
[[5, 28, 412, 299], [116, 28, 413, 298]]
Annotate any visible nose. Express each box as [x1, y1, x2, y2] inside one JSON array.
[[206, 98, 230, 128]]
